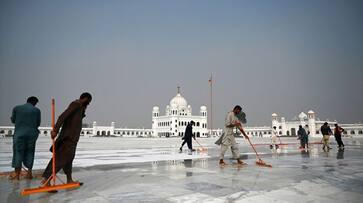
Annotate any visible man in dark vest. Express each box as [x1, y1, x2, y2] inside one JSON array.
[[41, 92, 92, 185], [321, 122, 332, 151], [179, 121, 195, 153], [10, 96, 41, 180], [297, 125, 307, 149]]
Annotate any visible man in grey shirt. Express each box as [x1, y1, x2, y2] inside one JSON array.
[[219, 105, 249, 166]]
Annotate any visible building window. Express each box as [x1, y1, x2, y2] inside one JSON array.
[[279, 131, 282, 135], [197, 122, 200, 127], [279, 126, 282, 129], [351, 130, 355, 134], [358, 130, 363, 134], [316, 131, 319, 134]]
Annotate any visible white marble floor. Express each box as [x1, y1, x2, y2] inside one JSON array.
[[1, 137, 362, 203]]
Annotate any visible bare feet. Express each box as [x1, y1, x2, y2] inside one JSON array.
[[219, 159, 227, 166], [25, 171, 33, 179], [8, 173, 20, 181], [237, 159, 247, 165]]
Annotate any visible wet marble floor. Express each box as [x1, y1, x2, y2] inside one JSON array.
[[1, 137, 363, 203]]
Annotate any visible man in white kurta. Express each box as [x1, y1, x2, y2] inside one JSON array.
[[270, 126, 278, 149], [219, 105, 248, 166]]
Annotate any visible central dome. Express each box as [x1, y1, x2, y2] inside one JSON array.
[[170, 93, 188, 109]]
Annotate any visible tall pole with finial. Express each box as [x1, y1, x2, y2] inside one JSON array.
[[209, 74, 213, 137]]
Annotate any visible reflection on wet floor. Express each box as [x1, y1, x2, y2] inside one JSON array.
[[337, 149, 344, 159], [1, 137, 363, 202]]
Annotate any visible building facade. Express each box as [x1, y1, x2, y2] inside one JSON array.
[[152, 88, 208, 138], [271, 110, 363, 137], [1, 104, 362, 139]]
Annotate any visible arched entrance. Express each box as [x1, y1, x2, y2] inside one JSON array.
[[291, 128, 296, 136]]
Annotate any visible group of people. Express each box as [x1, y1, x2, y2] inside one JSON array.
[[9, 92, 92, 186], [297, 125, 310, 149], [321, 122, 345, 151], [286, 122, 345, 151], [9, 96, 346, 183]]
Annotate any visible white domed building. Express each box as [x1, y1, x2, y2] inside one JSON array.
[[270, 110, 363, 137], [152, 88, 208, 138]]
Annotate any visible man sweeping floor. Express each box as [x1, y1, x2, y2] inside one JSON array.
[[41, 92, 92, 185], [219, 105, 249, 166]]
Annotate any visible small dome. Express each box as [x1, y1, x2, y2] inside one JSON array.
[[272, 113, 278, 117], [169, 93, 188, 109], [308, 110, 315, 114], [298, 112, 308, 119], [200, 106, 207, 111], [153, 106, 159, 111]]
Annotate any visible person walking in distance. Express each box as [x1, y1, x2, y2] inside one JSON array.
[[334, 124, 345, 149], [179, 121, 196, 153], [298, 125, 307, 149], [270, 126, 279, 149], [304, 125, 310, 149], [320, 122, 333, 151]]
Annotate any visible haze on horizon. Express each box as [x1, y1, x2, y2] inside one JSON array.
[[1, 0, 362, 128]]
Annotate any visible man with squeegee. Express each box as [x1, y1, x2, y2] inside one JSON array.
[[41, 92, 92, 187]]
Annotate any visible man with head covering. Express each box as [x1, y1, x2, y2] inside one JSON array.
[[10, 96, 41, 180], [219, 105, 249, 166]]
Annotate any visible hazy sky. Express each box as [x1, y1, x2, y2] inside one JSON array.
[[1, 0, 362, 128]]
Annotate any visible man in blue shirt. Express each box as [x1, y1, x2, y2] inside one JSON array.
[[10, 96, 41, 180]]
